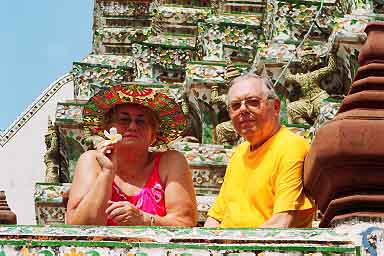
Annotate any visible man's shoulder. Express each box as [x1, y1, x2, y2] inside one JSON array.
[[225, 141, 250, 165], [273, 127, 310, 155], [278, 127, 309, 146], [232, 141, 250, 155]]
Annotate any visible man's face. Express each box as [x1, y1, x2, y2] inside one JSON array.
[[228, 78, 280, 145]]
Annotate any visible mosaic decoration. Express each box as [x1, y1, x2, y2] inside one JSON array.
[[309, 98, 342, 140], [95, 27, 151, 45], [151, 46, 196, 68], [0, 241, 360, 256], [273, 0, 354, 41], [35, 183, 71, 204], [55, 103, 84, 124], [35, 206, 66, 225], [0, 224, 364, 256], [192, 166, 226, 194], [333, 13, 371, 38], [100, 1, 151, 17], [207, 14, 263, 27], [0, 225, 357, 243], [132, 44, 155, 82], [72, 56, 136, 100], [186, 63, 225, 82], [199, 23, 224, 61], [145, 35, 197, 49], [58, 127, 87, 180], [81, 55, 136, 68], [257, 42, 298, 62], [155, 6, 211, 25], [196, 195, 216, 223], [171, 142, 232, 165], [199, 16, 262, 61], [34, 183, 71, 225], [335, 222, 384, 256], [93, 0, 153, 55]]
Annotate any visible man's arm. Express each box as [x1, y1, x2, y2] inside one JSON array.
[[259, 211, 297, 228], [204, 216, 220, 227], [261, 208, 314, 228], [269, 137, 314, 228]]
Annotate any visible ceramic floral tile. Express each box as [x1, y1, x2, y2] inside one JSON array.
[[35, 183, 71, 204], [186, 64, 225, 82]]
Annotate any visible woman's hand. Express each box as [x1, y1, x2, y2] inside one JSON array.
[[106, 201, 147, 226], [95, 140, 116, 176]]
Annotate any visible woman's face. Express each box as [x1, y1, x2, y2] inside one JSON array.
[[108, 104, 158, 148]]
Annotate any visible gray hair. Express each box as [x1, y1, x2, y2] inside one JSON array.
[[228, 73, 278, 101]]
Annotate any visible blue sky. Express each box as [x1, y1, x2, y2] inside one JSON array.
[[0, 1, 93, 130]]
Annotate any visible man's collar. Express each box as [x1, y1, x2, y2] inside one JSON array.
[[249, 125, 282, 152]]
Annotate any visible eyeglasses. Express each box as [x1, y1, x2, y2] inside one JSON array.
[[114, 116, 151, 127], [228, 97, 271, 112]]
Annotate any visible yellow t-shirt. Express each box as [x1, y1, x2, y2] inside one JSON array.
[[208, 126, 315, 228]]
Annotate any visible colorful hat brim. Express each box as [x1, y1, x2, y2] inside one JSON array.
[[83, 84, 186, 146]]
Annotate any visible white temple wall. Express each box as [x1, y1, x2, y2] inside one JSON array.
[[0, 74, 74, 224]]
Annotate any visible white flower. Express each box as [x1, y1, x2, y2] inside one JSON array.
[[104, 127, 122, 144]]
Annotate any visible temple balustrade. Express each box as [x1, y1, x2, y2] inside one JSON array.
[[0, 224, 368, 256]]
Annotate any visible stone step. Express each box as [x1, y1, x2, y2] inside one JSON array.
[[206, 13, 263, 27], [143, 35, 197, 48], [95, 27, 151, 45], [161, 24, 199, 36], [103, 16, 151, 28], [223, 2, 265, 14], [99, 0, 153, 17], [0, 220, 361, 255], [225, 0, 265, 4], [155, 6, 211, 25], [72, 54, 136, 100], [163, 0, 211, 8], [76, 54, 136, 69]]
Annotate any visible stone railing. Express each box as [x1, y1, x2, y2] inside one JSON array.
[[0, 225, 361, 255]]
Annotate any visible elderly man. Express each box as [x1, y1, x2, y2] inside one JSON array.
[[204, 74, 315, 228]]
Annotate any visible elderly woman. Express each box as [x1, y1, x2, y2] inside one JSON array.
[[66, 85, 197, 226]]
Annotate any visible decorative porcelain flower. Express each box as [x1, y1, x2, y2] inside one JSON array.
[[104, 127, 122, 144]]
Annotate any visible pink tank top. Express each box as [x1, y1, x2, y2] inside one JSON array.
[[107, 153, 166, 226]]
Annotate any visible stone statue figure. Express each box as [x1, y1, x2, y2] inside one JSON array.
[[44, 119, 60, 183], [211, 59, 242, 145], [44, 118, 70, 183], [171, 93, 201, 144], [285, 47, 337, 125]]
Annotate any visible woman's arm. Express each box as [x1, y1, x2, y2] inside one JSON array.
[[155, 150, 197, 227], [66, 150, 115, 225]]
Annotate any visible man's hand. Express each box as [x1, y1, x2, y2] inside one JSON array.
[[204, 217, 220, 228], [260, 211, 299, 228], [106, 201, 146, 226]]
